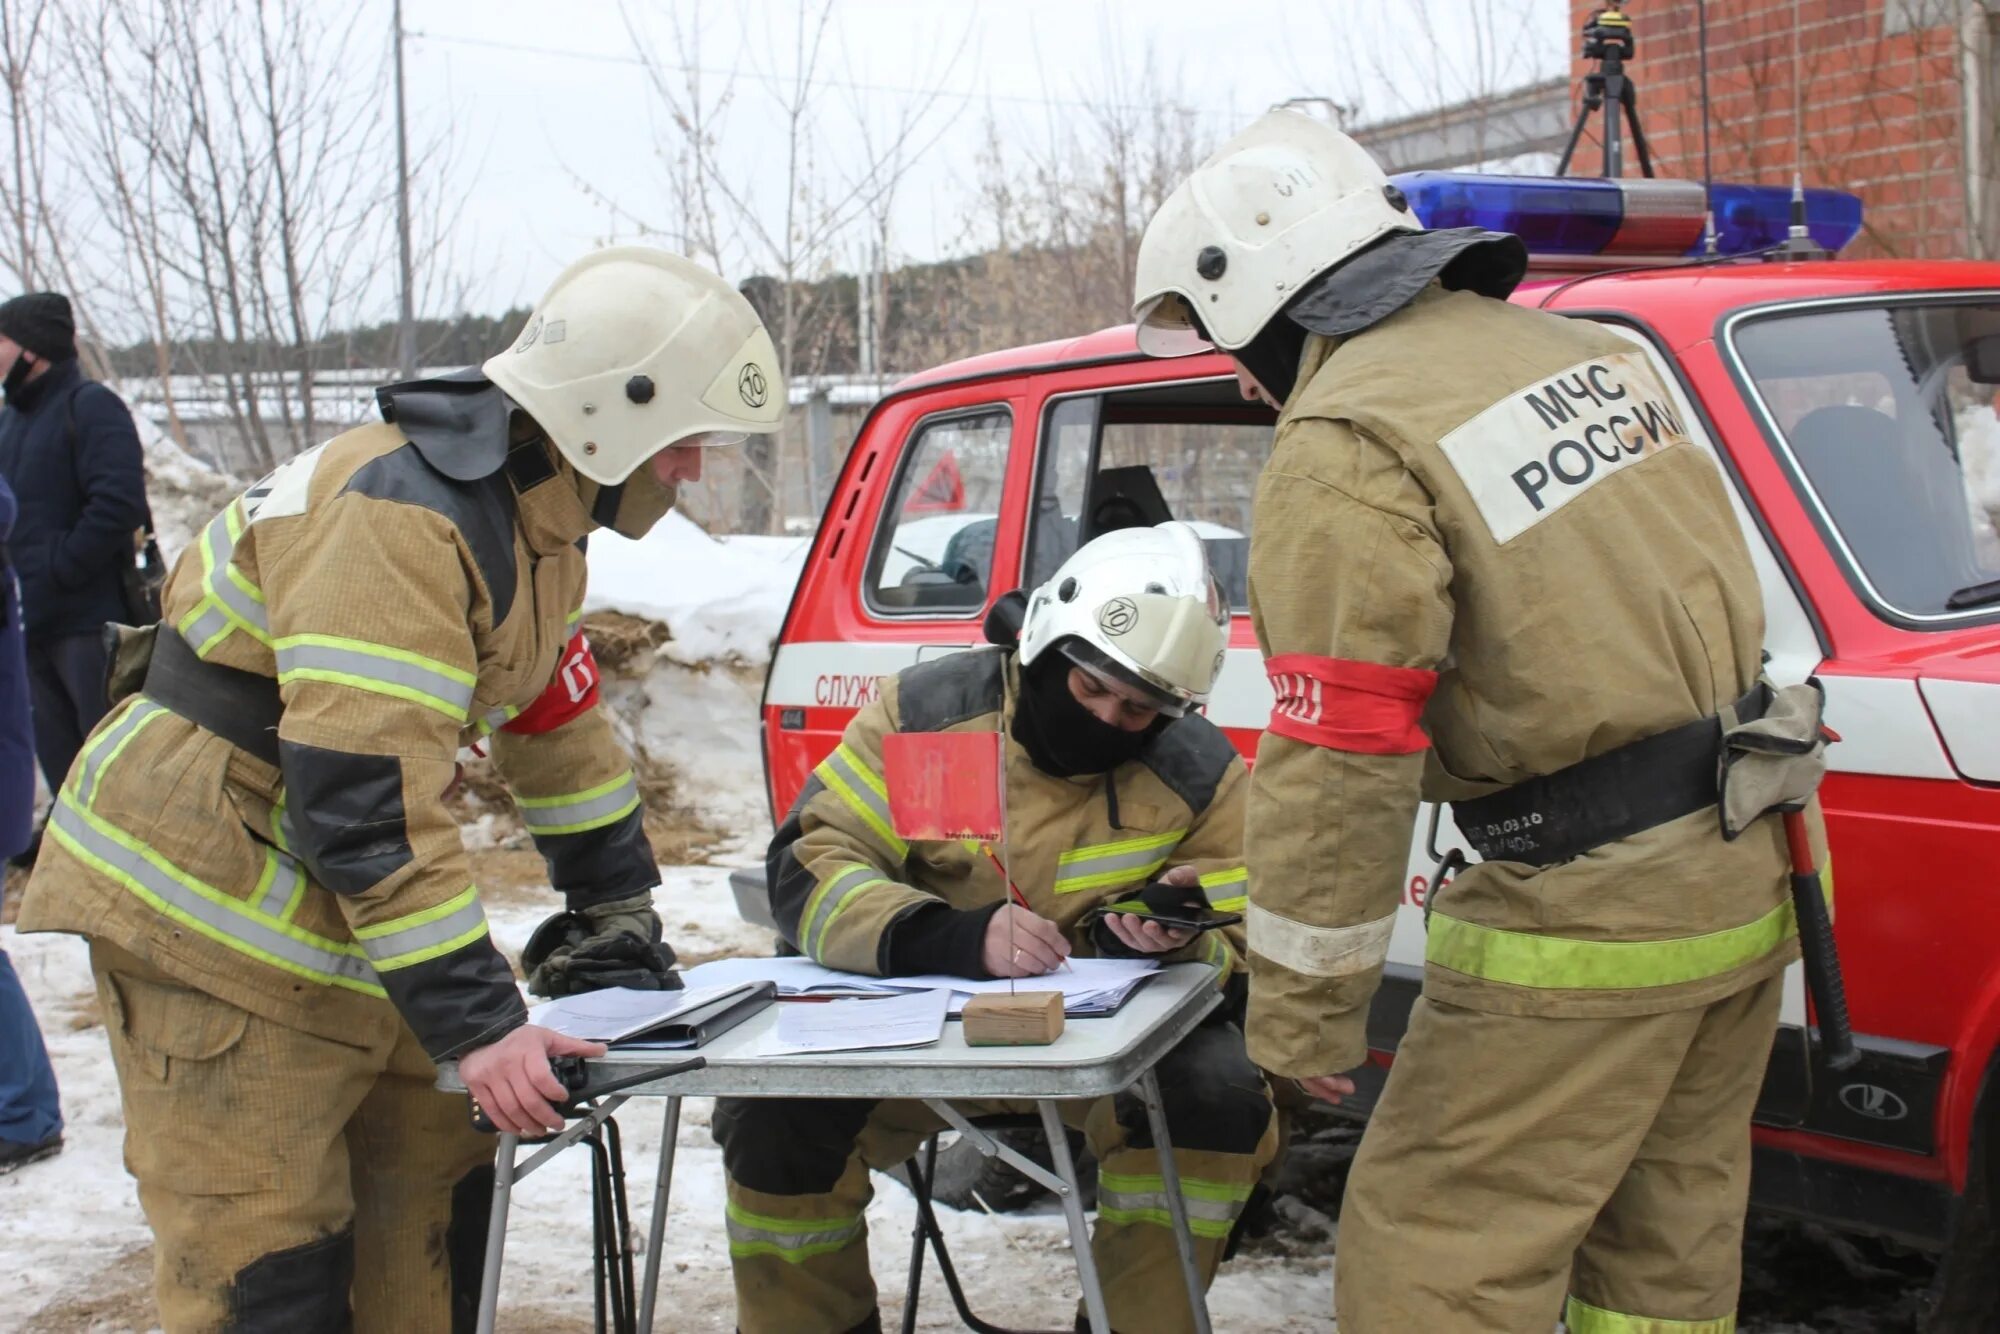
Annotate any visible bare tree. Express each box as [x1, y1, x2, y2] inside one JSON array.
[[598, 0, 968, 533]]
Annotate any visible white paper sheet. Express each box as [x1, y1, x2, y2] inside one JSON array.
[[756, 987, 953, 1055], [678, 955, 1161, 1018]]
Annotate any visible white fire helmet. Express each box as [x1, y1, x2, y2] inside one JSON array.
[[1019, 522, 1229, 716], [483, 246, 785, 486], [1131, 107, 1419, 357]]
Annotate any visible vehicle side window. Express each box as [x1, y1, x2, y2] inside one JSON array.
[[1026, 382, 1273, 608], [865, 408, 1012, 615]]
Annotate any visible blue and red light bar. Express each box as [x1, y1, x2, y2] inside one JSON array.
[[1388, 172, 1865, 265]]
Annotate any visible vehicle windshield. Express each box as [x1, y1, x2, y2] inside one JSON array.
[[1731, 300, 2000, 620]]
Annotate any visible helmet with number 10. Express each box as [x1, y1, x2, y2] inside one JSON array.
[[1019, 522, 1229, 717]]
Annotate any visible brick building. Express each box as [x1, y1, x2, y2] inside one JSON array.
[[1566, 1, 1997, 257]]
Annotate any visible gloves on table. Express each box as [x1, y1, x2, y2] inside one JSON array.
[[523, 891, 683, 997]]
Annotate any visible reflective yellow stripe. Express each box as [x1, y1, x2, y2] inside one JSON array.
[[47, 794, 382, 996], [724, 1200, 865, 1262], [813, 744, 909, 859], [1198, 865, 1248, 912], [800, 863, 886, 962], [1426, 900, 1798, 991], [1564, 1295, 1735, 1334], [199, 502, 271, 646], [516, 771, 641, 836], [1096, 1171, 1251, 1239], [275, 633, 477, 721], [1053, 829, 1183, 893], [352, 885, 490, 971]]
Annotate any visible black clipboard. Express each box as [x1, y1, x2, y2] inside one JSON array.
[[615, 980, 777, 1049]]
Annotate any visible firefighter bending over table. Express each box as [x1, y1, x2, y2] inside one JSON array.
[[719, 522, 1278, 1334], [1133, 109, 1830, 1333], [17, 247, 784, 1331]]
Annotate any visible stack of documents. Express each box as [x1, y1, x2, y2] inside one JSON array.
[[680, 956, 1160, 1018]]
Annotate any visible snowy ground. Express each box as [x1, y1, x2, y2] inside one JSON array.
[[0, 850, 1331, 1333]]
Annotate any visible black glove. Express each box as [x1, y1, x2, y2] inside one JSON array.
[[1090, 876, 1205, 959], [522, 892, 683, 997]]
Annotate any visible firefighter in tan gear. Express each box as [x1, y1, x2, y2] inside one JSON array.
[[1134, 111, 1827, 1334], [715, 523, 1278, 1334], [16, 247, 783, 1331]]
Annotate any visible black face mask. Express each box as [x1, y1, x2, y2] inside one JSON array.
[[3, 354, 34, 404], [1011, 655, 1164, 778]]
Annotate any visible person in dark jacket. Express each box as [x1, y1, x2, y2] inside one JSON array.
[[0, 292, 150, 800], [0, 469, 63, 1172]]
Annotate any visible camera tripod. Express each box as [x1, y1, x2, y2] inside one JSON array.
[[1556, 5, 1656, 179]]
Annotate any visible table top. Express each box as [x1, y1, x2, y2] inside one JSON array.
[[442, 964, 1224, 1102]]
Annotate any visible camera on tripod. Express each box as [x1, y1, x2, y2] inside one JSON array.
[[1558, 4, 1654, 179], [1579, 6, 1636, 65]]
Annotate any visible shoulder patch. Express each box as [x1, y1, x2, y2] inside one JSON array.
[[1137, 713, 1238, 814], [343, 442, 519, 622], [896, 649, 1006, 734], [1436, 350, 1689, 544]]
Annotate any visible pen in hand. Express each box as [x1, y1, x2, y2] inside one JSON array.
[[986, 848, 1074, 972]]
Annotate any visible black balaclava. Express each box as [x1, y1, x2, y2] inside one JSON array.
[[1011, 649, 1164, 779]]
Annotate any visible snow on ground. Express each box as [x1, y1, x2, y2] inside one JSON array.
[[0, 857, 1332, 1333], [584, 512, 809, 668]]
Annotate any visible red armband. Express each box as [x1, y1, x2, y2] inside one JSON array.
[[1265, 654, 1436, 755], [502, 631, 601, 736]]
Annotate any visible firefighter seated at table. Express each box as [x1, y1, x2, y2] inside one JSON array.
[[716, 521, 1276, 1334]]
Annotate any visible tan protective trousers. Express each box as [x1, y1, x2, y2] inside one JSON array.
[[1336, 976, 1783, 1334], [90, 941, 495, 1333]]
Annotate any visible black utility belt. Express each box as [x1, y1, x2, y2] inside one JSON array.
[[143, 625, 284, 768], [1450, 685, 1767, 869]]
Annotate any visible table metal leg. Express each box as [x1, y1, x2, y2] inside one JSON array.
[[476, 1133, 520, 1334], [1137, 1068, 1212, 1334], [1037, 1100, 1109, 1334], [636, 1096, 682, 1333]]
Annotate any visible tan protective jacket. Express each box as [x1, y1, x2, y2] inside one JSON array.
[[1244, 286, 1801, 1079], [21, 405, 655, 1059], [766, 649, 1248, 976]]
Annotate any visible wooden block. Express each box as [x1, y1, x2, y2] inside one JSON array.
[[961, 991, 1065, 1047]]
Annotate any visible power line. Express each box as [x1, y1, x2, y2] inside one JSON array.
[[404, 28, 1243, 120]]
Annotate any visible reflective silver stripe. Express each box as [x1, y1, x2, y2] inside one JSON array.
[[724, 1206, 866, 1260], [203, 509, 269, 638], [48, 797, 380, 992], [352, 890, 490, 971], [274, 639, 477, 719], [477, 705, 516, 736], [74, 700, 165, 809], [517, 772, 640, 836], [181, 602, 232, 655], [1052, 831, 1183, 893], [1096, 1186, 1248, 1228], [813, 743, 905, 855], [254, 850, 306, 918], [802, 864, 880, 961], [1247, 904, 1396, 979], [1200, 866, 1249, 909]]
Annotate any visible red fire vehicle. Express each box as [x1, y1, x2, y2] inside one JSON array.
[[734, 174, 2000, 1285]]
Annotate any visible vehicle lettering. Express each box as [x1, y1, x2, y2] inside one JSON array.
[[813, 673, 884, 708]]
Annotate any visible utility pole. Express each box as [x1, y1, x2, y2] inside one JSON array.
[[393, 0, 416, 377]]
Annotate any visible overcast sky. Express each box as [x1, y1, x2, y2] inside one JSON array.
[[398, 0, 1571, 314]]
